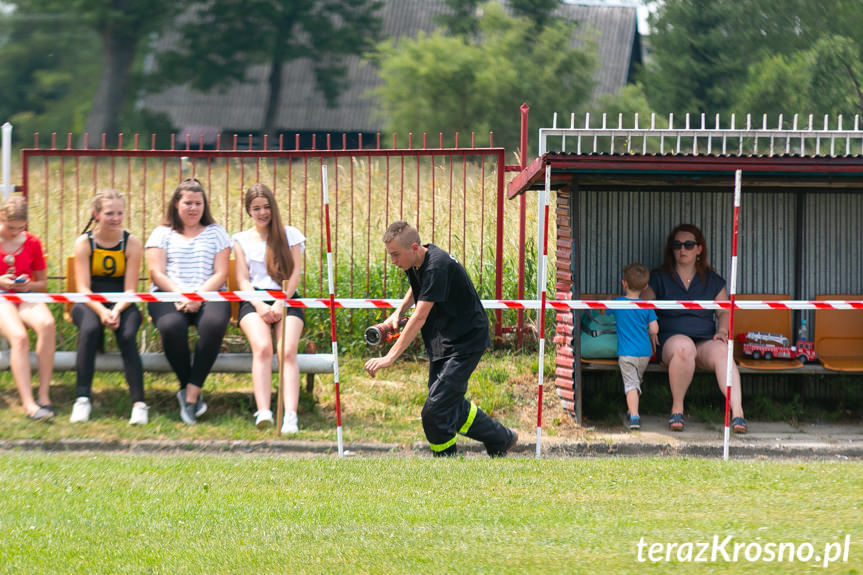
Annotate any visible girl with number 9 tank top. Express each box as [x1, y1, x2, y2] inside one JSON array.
[[70, 189, 148, 425]]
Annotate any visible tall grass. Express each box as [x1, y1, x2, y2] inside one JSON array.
[[22, 152, 556, 352]]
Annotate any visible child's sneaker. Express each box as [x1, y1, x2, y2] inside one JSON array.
[[627, 413, 641, 430], [281, 411, 298, 434], [129, 404, 149, 425], [255, 409, 274, 429], [70, 397, 91, 423]]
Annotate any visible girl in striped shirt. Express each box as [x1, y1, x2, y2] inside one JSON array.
[[145, 178, 231, 425]]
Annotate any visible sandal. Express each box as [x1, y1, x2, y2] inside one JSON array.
[[27, 406, 55, 421], [668, 412, 685, 431], [732, 417, 748, 434]]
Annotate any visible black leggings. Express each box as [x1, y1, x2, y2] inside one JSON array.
[[148, 301, 230, 389], [72, 303, 144, 403]]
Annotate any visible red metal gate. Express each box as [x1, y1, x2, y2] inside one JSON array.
[[19, 131, 525, 340]]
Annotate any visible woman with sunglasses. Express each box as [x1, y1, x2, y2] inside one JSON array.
[[641, 224, 746, 433], [145, 178, 231, 425]]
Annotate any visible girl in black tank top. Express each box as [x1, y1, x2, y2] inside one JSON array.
[[71, 190, 147, 425], [87, 229, 129, 293]]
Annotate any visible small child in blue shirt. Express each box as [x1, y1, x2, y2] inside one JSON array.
[[608, 263, 659, 430]]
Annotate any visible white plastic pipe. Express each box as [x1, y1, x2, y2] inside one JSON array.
[[2, 122, 12, 200]]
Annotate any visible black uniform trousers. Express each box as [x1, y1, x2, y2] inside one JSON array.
[[422, 350, 511, 457]]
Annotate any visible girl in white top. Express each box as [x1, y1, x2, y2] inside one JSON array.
[[233, 183, 305, 433], [145, 178, 231, 425]]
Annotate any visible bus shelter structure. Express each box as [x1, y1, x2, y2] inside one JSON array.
[[507, 116, 863, 423]]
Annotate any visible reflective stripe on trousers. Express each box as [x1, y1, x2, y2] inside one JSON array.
[[429, 401, 478, 452]]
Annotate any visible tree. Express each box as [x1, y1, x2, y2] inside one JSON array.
[[10, 0, 181, 140], [156, 0, 383, 136], [436, 0, 562, 39], [435, 0, 481, 38], [373, 1, 595, 154], [591, 84, 667, 153], [640, 0, 750, 116], [0, 10, 101, 135], [641, 0, 863, 120], [508, 0, 561, 30], [735, 36, 863, 123]]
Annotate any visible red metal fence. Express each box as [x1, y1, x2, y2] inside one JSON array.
[[19, 131, 531, 340]]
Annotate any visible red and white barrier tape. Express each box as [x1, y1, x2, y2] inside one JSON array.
[[3, 292, 862, 310]]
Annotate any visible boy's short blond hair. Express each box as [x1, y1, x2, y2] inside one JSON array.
[[383, 221, 421, 247], [623, 263, 650, 291]]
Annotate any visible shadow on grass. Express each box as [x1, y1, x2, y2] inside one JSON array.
[[582, 370, 863, 428], [0, 374, 326, 429]]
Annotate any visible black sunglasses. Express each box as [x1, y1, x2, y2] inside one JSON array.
[[672, 240, 699, 251]]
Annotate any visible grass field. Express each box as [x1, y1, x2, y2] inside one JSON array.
[[0, 353, 568, 444], [4, 141, 861, 574], [0, 454, 860, 574]]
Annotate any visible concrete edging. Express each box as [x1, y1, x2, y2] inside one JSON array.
[[1, 438, 861, 459]]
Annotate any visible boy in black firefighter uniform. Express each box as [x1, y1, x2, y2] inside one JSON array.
[[365, 221, 518, 457]]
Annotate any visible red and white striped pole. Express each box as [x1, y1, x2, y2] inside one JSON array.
[[723, 169, 742, 460], [535, 164, 551, 458], [322, 164, 344, 457]]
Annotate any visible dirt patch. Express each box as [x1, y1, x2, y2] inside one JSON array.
[[508, 373, 586, 441]]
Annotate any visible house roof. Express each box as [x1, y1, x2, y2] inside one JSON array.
[[140, 1, 640, 135]]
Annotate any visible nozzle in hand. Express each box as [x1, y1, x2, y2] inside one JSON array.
[[364, 317, 409, 346]]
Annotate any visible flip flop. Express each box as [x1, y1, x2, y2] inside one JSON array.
[[28, 406, 55, 421]]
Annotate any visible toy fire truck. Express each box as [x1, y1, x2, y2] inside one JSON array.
[[738, 331, 817, 363]]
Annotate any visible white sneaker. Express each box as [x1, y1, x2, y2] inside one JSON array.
[[129, 404, 149, 425], [254, 409, 274, 429], [281, 411, 298, 434], [70, 397, 91, 423]]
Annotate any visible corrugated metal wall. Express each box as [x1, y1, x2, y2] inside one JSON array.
[[574, 188, 858, 298], [803, 193, 863, 295]]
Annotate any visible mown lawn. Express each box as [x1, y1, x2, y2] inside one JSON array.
[[0, 454, 860, 574], [0, 353, 570, 446]]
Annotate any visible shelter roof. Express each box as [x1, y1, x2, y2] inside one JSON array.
[[507, 153, 863, 198]]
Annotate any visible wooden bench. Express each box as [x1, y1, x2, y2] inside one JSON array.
[[0, 258, 335, 391], [575, 293, 839, 376], [815, 294, 863, 372], [0, 350, 334, 375], [733, 294, 803, 371]]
